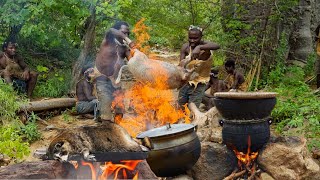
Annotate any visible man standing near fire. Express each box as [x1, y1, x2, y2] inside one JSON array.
[[178, 25, 220, 110], [94, 21, 135, 123]]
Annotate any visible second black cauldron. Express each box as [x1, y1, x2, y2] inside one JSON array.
[[214, 92, 277, 152]]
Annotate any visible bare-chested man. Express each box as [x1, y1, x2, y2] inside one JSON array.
[[178, 25, 220, 109], [75, 66, 98, 119], [202, 68, 225, 110], [223, 59, 246, 92], [0, 40, 38, 97], [94, 21, 134, 122]]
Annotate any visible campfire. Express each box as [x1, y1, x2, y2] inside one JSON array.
[[73, 160, 142, 180], [224, 136, 261, 180], [214, 92, 277, 180]]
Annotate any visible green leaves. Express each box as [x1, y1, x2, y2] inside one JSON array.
[[0, 126, 30, 160]]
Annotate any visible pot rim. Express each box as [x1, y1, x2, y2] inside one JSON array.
[[214, 92, 277, 99], [136, 123, 196, 139]]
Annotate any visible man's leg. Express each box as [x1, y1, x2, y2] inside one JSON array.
[[178, 84, 190, 109], [188, 83, 207, 108], [76, 99, 98, 114], [96, 77, 117, 122], [201, 95, 211, 111], [26, 71, 38, 97], [2, 69, 13, 83]]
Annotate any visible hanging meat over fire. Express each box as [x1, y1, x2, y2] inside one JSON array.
[[116, 49, 197, 89]]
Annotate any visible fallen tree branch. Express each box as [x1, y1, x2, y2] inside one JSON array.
[[19, 98, 76, 112]]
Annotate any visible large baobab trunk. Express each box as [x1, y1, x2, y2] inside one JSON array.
[[71, 5, 96, 90], [288, 0, 313, 66]]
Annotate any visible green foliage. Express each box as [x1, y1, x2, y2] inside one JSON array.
[[62, 110, 74, 123], [0, 125, 30, 160], [0, 79, 31, 160], [33, 68, 72, 97], [266, 32, 288, 86], [0, 79, 23, 124], [20, 112, 41, 142], [269, 66, 320, 150], [304, 52, 317, 77]]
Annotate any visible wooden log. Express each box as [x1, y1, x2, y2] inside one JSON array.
[[20, 98, 76, 112], [0, 160, 76, 179]]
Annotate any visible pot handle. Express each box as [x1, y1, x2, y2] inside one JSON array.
[[219, 119, 224, 127], [142, 137, 154, 150], [194, 124, 198, 132]]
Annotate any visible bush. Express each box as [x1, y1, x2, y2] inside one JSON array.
[[0, 126, 30, 160], [33, 67, 72, 97], [0, 79, 23, 124], [20, 112, 41, 142], [269, 66, 320, 150], [0, 80, 30, 160]]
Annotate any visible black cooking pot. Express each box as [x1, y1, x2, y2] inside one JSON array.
[[221, 120, 271, 152], [136, 124, 200, 177], [214, 92, 277, 153], [214, 92, 277, 120]]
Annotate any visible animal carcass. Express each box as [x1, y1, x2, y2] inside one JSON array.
[[46, 122, 142, 161], [116, 49, 195, 89]]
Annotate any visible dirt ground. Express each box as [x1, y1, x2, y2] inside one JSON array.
[[24, 114, 98, 162]]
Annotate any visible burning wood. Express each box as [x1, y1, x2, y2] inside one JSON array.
[[45, 121, 157, 179], [224, 136, 262, 180]]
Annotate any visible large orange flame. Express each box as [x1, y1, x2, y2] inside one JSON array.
[[232, 136, 259, 168], [74, 160, 142, 180], [112, 18, 191, 137], [132, 18, 151, 56]]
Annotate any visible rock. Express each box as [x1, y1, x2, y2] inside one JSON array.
[[0, 161, 76, 179], [207, 127, 223, 143], [312, 149, 320, 159], [171, 174, 193, 180], [189, 142, 236, 180], [260, 172, 275, 180], [135, 160, 158, 179], [258, 136, 320, 180]]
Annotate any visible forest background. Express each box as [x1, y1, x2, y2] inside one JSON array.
[[0, 0, 319, 162]]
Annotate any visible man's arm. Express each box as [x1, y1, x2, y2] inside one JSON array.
[[192, 41, 220, 60], [17, 56, 30, 80], [179, 43, 191, 67], [232, 71, 245, 89], [83, 82, 96, 101], [109, 28, 133, 46], [0, 53, 5, 70], [198, 41, 220, 51], [17, 56, 29, 71]]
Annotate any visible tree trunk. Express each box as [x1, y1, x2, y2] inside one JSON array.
[[288, 0, 313, 66], [71, 4, 97, 91]]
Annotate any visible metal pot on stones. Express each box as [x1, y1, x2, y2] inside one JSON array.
[[136, 123, 201, 177], [214, 92, 277, 152]]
